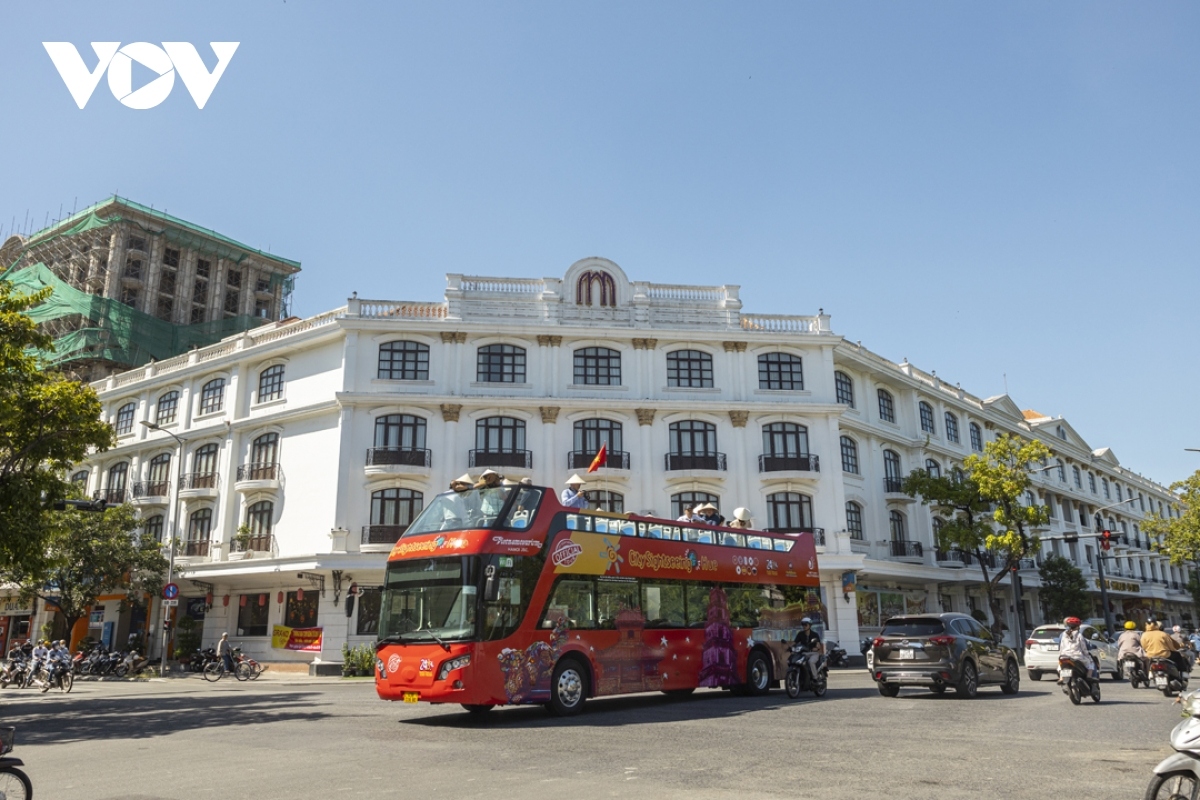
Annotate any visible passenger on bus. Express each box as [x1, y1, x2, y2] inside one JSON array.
[[443, 473, 475, 528], [475, 469, 506, 519], [728, 507, 753, 529], [695, 503, 723, 526], [561, 475, 589, 509], [677, 505, 696, 523]]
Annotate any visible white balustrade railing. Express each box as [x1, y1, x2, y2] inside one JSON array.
[[739, 314, 820, 333], [460, 277, 543, 294], [645, 283, 725, 303], [355, 300, 447, 319]]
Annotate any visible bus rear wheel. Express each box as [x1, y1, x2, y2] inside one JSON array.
[[547, 658, 588, 717]]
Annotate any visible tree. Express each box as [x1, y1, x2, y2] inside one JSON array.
[[1142, 470, 1200, 620], [10, 498, 168, 641], [1038, 554, 1090, 621], [904, 433, 1051, 638], [0, 280, 114, 573]]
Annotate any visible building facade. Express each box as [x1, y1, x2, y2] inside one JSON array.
[[56, 258, 1192, 662]]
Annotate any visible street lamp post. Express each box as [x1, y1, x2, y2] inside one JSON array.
[[141, 420, 183, 677], [1087, 497, 1138, 636]]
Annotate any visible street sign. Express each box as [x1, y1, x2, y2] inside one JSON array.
[[162, 583, 179, 600], [162, 598, 178, 607]]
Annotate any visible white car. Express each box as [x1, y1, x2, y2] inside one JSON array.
[[1024, 623, 1119, 680]]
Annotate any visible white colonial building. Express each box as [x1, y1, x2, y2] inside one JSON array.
[[58, 258, 1192, 664]]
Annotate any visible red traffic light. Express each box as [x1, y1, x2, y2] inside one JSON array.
[[1100, 529, 1112, 551], [1101, 540, 1111, 551]]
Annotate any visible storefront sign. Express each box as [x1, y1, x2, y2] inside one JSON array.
[[271, 625, 322, 651], [1096, 578, 1140, 594], [0, 599, 32, 615]]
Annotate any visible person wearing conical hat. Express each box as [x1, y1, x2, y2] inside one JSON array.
[[561, 474, 588, 509], [475, 469, 505, 518], [449, 473, 473, 492], [728, 507, 753, 529]]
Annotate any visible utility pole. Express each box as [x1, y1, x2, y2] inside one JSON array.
[[1094, 513, 1115, 635]]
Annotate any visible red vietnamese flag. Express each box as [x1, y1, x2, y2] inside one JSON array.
[[587, 443, 607, 473]]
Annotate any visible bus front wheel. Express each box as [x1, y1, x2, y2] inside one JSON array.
[[547, 658, 589, 717], [745, 651, 772, 696]]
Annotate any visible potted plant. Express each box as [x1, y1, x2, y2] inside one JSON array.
[[232, 525, 253, 558]]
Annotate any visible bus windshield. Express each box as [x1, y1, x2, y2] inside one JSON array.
[[378, 557, 479, 645], [404, 486, 543, 535]]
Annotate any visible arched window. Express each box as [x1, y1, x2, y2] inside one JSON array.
[[840, 436, 859, 474], [672, 491, 718, 520], [156, 390, 179, 426], [185, 508, 213, 556], [586, 490, 624, 514], [1102, 478, 1110, 499], [71, 470, 89, 486], [877, 389, 895, 422], [760, 422, 811, 471], [758, 352, 803, 391], [1056, 459, 1066, 482], [883, 450, 902, 492], [572, 419, 625, 470], [367, 488, 424, 544], [1088, 473, 1097, 494], [378, 341, 430, 381], [241, 500, 275, 552], [473, 416, 529, 468], [889, 510, 907, 541], [1072, 466, 1082, 488], [944, 412, 959, 443], [667, 420, 722, 470], [114, 402, 136, 436], [573, 347, 621, 386], [919, 401, 936, 434], [142, 514, 164, 544], [370, 415, 428, 467], [190, 443, 219, 489], [1057, 425, 1067, 440], [925, 459, 941, 479], [199, 378, 225, 415], [145, 453, 171, 496], [845, 501, 864, 540], [767, 492, 813, 533], [666, 350, 713, 388], [258, 364, 285, 402], [476, 344, 525, 383], [834, 371, 855, 407], [106, 462, 128, 503], [969, 422, 983, 452]]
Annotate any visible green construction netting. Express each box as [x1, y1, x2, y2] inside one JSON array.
[[5, 262, 266, 368]]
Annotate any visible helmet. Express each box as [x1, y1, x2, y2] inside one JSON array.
[[1063, 617, 1081, 628], [800, 617, 813, 626], [1124, 621, 1137, 630]]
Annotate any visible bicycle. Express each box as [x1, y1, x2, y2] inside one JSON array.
[[202, 658, 237, 682], [234, 650, 268, 681]]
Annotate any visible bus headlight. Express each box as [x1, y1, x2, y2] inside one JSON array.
[[376, 658, 386, 678], [437, 655, 471, 680]]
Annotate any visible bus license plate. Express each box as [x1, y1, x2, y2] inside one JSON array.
[[899, 649, 914, 660], [403, 692, 420, 703]]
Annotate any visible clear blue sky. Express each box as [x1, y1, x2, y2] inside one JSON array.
[[2, 2, 1197, 487]]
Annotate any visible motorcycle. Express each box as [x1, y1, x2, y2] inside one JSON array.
[[1146, 690, 1200, 799], [1151, 657, 1191, 697], [1123, 654, 1150, 689], [1059, 656, 1101, 705], [115, 650, 148, 678], [860, 637, 874, 672], [825, 641, 849, 668], [0, 726, 31, 799], [0, 658, 29, 689], [41, 657, 73, 693], [784, 645, 828, 699]]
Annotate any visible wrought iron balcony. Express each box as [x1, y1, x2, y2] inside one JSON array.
[[132, 480, 170, 498], [236, 463, 284, 482], [362, 525, 408, 545], [884, 477, 905, 494], [180, 539, 210, 557], [469, 450, 532, 469], [366, 448, 431, 468], [665, 452, 727, 471], [936, 549, 969, 567], [231, 534, 274, 554], [889, 540, 924, 559], [758, 454, 820, 473], [568, 450, 630, 470], [180, 473, 219, 490], [101, 489, 127, 505]]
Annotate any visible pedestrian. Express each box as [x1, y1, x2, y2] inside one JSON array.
[[561, 475, 588, 509], [217, 632, 234, 674]]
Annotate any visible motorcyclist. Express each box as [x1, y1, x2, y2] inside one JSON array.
[[1058, 617, 1098, 682], [1143, 621, 1190, 679], [1116, 620, 1146, 676], [792, 617, 825, 684]]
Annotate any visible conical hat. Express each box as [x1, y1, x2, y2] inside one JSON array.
[[565, 474, 586, 485], [452, 473, 473, 485]]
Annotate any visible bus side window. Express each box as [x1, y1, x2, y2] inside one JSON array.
[[773, 539, 792, 552], [543, 579, 596, 630], [695, 529, 713, 544], [669, 527, 682, 541], [648, 524, 663, 539], [680, 527, 698, 543], [621, 521, 637, 537]]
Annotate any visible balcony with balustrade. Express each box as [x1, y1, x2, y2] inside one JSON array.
[[228, 534, 275, 560], [884, 478, 914, 502], [889, 540, 925, 563], [568, 450, 630, 471], [234, 463, 284, 493], [758, 453, 820, 481], [362, 525, 408, 551], [469, 450, 532, 471], [665, 452, 727, 472], [179, 473, 220, 500], [130, 481, 169, 506], [365, 448, 432, 479]]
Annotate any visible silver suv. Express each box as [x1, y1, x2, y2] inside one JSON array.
[[872, 613, 1021, 699]]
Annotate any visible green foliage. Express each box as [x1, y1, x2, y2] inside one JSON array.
[[901, 467, 993, 558], [1143, 471, 1200, 568], [10, 494, 168, 635], [174, 616, 202, 660], [0, 280, 114, 575], [1038, 555, 1091, 621], [342, 643, 376, 677]]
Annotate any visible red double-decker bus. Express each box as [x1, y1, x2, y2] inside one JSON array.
[[373, 483, 821, 715]]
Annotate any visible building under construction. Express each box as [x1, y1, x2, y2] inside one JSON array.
[[0, 196, 301, 382]]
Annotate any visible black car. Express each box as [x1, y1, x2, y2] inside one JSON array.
[[871, 612, 1020, 699]]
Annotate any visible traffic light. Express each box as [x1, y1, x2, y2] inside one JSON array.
[[1101, 530, 1112, 551], [1063, 529, 1079, 543]]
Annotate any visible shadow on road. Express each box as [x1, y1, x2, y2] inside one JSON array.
[[1, 691, 334, 744]]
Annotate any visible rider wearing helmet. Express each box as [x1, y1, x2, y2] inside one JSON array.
[[1116, 620, 1145, 675], [1143, 621, 1189, 678], [792, 617, 825, 683], [1057, 617, 1097, 682]]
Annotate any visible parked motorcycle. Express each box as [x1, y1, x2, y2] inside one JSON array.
[[825, 641, 849, 668], [1146, 690, 1200, 799], [1123, 654, 1150, 689], [1059, 656, 1101, 704], [1151, 657, 1191, 697], [0, 726, 31, 799], [784, 645, 828, 699]]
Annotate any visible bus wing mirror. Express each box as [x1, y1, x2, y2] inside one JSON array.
[[484, 565, 499, 603]]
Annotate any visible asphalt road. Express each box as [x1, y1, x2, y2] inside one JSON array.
[[2, 668, 1183, 800]]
